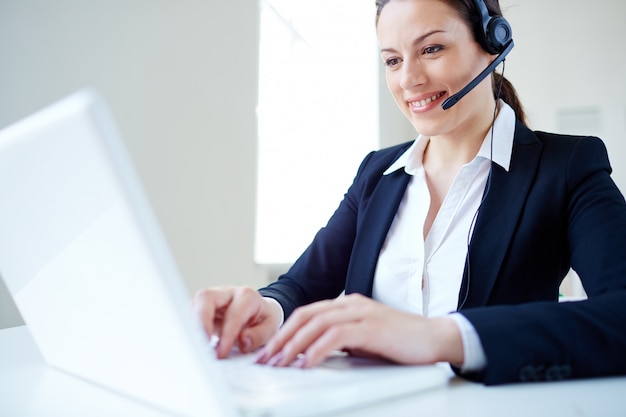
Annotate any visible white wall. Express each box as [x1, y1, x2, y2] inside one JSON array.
[[501, 0, 626, 190], [1, 1, 625, 329], [0, 0, 263, 328]]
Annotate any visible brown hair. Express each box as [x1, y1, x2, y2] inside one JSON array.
[[375, 0, 528, 126]]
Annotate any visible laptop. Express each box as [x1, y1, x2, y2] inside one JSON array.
[[0, 89, 449, 417]]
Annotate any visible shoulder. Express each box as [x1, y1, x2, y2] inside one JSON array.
[[515, 121, 608, 155], [535, 130, 606, 150], [356, 140, 414, 176], [514, 122, 610, 167]]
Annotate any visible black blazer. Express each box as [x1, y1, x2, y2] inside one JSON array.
[[259, 121, 626, 385]]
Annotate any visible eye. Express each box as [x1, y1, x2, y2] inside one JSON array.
[[423, 45, 443, 55], [384, 57, 402, 68]]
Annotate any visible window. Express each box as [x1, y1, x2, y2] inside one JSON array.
[[255, 0, 379, 264]]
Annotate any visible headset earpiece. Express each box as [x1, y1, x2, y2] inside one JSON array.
[[473, 0, 512, 54], [441, 0, 514, 109]]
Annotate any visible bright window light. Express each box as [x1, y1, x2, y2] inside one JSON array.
[[255, 0, 379, 264]]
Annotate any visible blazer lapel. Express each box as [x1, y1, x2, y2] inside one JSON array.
[[460, 123, 543, 308], [345, 169, 411, 296]]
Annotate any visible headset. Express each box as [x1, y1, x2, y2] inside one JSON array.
[[473, 0, 512, 55], [441, 0, 514, 110]]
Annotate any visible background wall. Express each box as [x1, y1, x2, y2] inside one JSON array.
[[1, 0, 625, 329], [0, 0, 262, 328], [503, 0, 626, 190]]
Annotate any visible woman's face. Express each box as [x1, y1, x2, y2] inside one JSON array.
[[377, 0, 495, 138]]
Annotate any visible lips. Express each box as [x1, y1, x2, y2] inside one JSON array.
[[408, 92, 445, 109]]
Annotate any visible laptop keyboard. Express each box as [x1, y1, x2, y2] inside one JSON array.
[[220, 353, 363, 393]]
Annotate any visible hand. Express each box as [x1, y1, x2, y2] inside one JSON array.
[[255, 293, 464, 368], [192, 286, 283, 359]]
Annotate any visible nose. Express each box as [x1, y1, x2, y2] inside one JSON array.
[[399, 59, 425, 91]]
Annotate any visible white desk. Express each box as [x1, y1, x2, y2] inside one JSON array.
[[1, 325, 625, 417]]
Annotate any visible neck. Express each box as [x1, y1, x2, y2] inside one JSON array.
[[425, 98, 498, 170]]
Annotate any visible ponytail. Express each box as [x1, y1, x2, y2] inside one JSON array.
[[493, 72, 527, 126]]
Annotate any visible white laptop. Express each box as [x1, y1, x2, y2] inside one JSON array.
[[0, 89, 449, 417]]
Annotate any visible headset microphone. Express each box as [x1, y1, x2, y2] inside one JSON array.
[[441, 39, 513, 110]]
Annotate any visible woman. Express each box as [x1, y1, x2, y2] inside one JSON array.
[[194, 0, 626, 385]]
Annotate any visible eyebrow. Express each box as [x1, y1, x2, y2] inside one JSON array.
[[379, 29, 445, 54]]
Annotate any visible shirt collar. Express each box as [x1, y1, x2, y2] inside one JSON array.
[[383, 100, 516, 176]]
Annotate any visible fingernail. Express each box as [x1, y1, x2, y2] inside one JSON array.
[[240, 337, 252, 353], [294, 355, 309, 369], [267, 352, 285, 367], [216, 342, 229, 359], [254, 348, 269, 364]]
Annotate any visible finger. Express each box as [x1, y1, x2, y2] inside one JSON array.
[[237, 297, 283, 353], [216, 287, 265, 358], [192, 287, 234, 339], [299, 322, 368, 368], [262, 300, 364, 367], [257, 299, 336, 363], [270, 294, 369, 352], [237, 315, 278, 353]]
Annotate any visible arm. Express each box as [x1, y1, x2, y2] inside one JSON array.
[[461, 136, 626, 384], [255, 293, 465, 369], [192, 142, 412, 359]]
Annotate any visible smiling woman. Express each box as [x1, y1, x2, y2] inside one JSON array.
[[194, 0, 626, 387]]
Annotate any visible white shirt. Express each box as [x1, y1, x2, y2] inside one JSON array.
[[373, 101, 516, 370]]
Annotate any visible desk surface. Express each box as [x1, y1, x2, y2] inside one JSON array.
[[1, 325, 625, 417]]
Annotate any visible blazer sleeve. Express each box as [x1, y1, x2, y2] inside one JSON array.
[[460, 136, 626, 385]]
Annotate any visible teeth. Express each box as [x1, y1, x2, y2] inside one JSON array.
[[410, 93, 444, 108]]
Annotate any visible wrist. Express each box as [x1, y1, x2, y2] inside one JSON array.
[[429, 317, 464, 365], [263, 297, 285, 328]]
